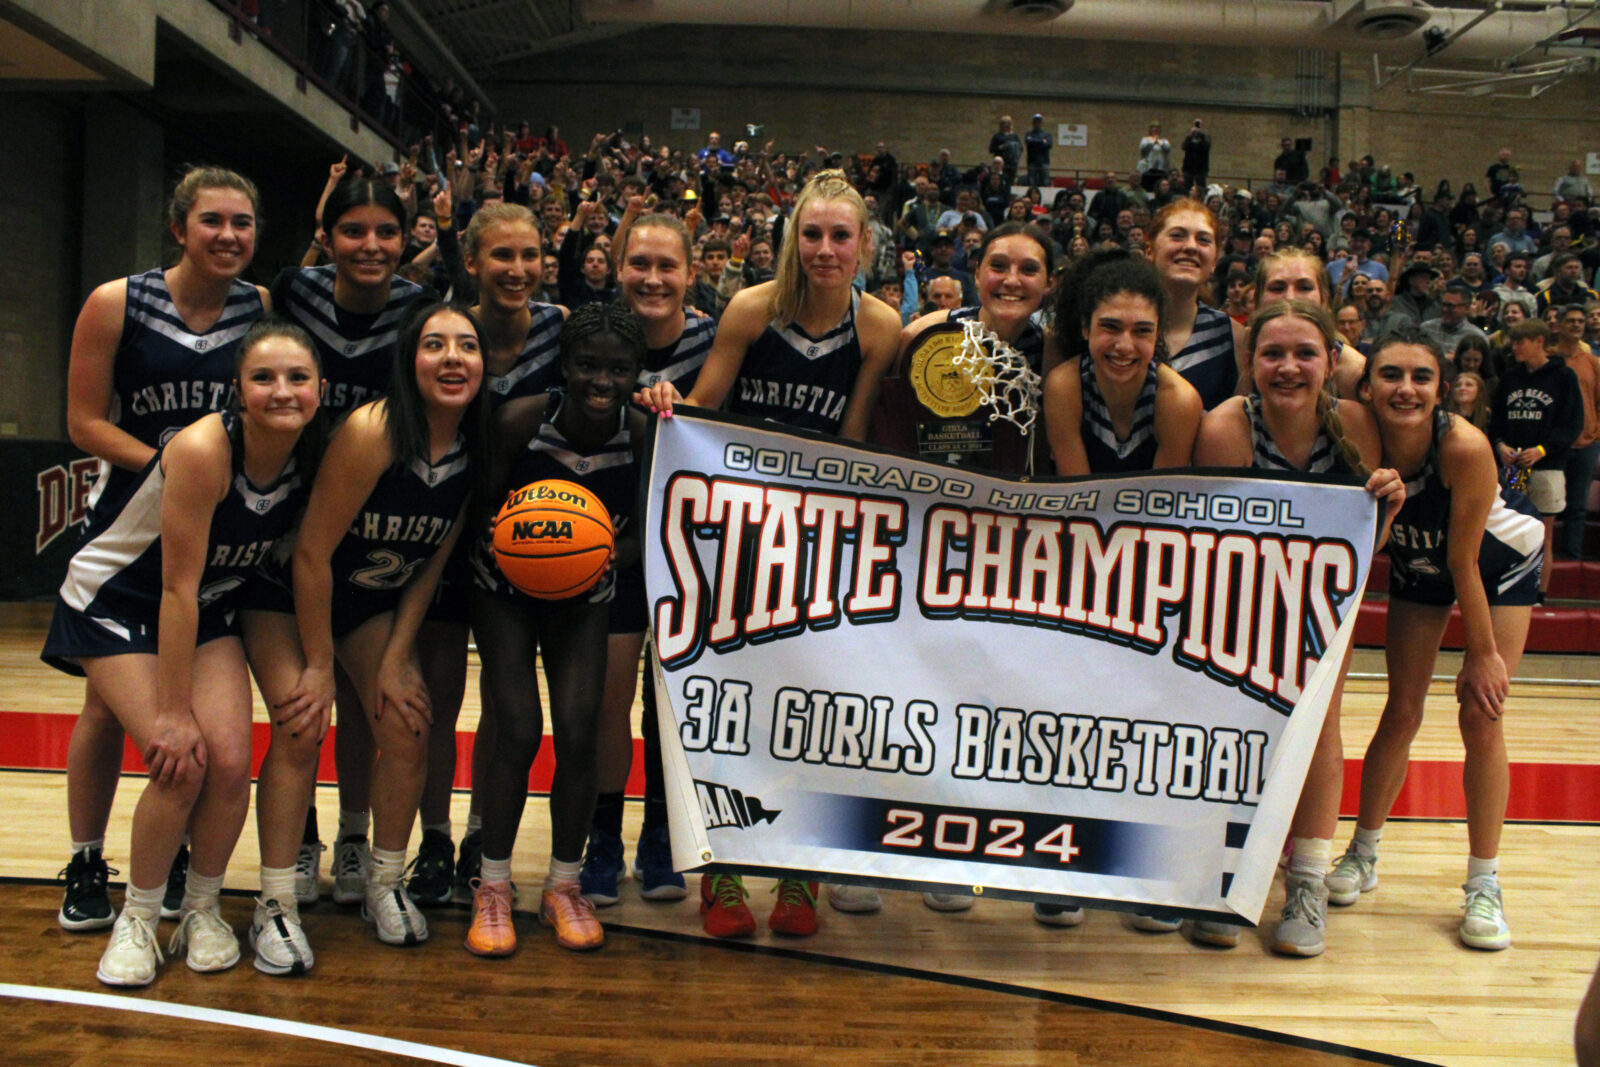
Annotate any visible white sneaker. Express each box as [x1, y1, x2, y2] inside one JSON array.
[[1459, 879, 1511, 951], [1032, 902, 1086, 927], [332, 836, 371, 905], [251, 898, 315, 975], [1272, 875, 1329, 957], [295, 841, 326, 906], [97, 912, 163, 986], [825, 883, 882, 913], [922, 892, 974, 912], [168, 905, 241, 972], [1190, 919, 1241, 948], [363, 881, 428, 945], [1325, 850, 1378, 906]]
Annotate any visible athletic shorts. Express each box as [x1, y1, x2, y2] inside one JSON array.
[[1526, 468, 1566, 515], [608, 562, 646, 635], [41, 599, 237, 677]]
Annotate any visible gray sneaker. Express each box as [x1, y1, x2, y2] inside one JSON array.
[[1272, 875, 1329, 957], [1190, 919, 1241, 948], [1325, 850, 1378, 906], [1458, 879, 1511, 951], [922, 891, 974, 912]]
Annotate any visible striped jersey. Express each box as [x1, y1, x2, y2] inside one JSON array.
[[61, 414, 304, 624], [729, 290, 863, 435], [1168, 304, 1237, 411], [639, 309, 716, 395], [1079, 356, 1159, 474], [486, 301, 567, 408], [1246, 394, 1351, 475], [332, 433, 472, 597], [273, 266, 424, 417]]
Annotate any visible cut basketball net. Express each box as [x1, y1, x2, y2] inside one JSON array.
[[953, 317, 1042, 475]]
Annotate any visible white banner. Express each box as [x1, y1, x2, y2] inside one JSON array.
[[642, 410, 1374, 923]]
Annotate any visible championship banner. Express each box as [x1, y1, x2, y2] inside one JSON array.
[[641, 409, 1375, 924]]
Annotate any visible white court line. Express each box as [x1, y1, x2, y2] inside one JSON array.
[[0, 982, 534, 1066]]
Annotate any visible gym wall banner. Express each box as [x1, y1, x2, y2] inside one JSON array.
[[641, 409, 1376, 925], [3, 441, 95, 600]]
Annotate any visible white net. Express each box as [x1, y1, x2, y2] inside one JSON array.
[[952, 317, 1042, 438]]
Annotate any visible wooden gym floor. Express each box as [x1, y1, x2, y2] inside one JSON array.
[[1, 602, 1596, 1066]]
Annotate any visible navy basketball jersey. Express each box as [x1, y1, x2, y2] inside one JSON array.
[[1246, 395, 1352, 476], [274, 266, 423, 417], [949, 305, 1046, 373], [486, 302, 566, 408], [1079, 356, 1159, 474], [729, 290, 863, 435], [475, 393, 637, 600], [1388, 441, 1544, 605], [331, 434, 471, 601], [1169, 304, 1237, 411], [60, 414, 304, 624], [639, 309, 716, 395], [92, 270, 264, 517]]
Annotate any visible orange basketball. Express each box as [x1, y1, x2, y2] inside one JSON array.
[[492, 480, 615, 599]]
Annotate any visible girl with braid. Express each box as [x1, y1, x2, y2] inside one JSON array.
[[1192, 300, 1404, 956], [466, 303, 647, 955], [1330, 327, 1541, 951]]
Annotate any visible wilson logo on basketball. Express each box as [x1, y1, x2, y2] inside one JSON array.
[[504, 484, 592, 511]]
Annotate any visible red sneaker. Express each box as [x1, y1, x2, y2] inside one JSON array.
[[699, 874, 756, 939], [768, 879, 820, 936]]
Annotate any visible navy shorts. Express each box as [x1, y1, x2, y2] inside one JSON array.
[[608, 562, 646, 635], [42, 599, 238, 677]]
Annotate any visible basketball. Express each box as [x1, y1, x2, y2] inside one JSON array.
[[492, 479, 615, 599]]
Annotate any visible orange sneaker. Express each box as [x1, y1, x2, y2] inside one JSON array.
[[465, 879, 516, 957], [769, 879, 820, 936], [540, 883, 604, 951], [699, 874, 756, 939]]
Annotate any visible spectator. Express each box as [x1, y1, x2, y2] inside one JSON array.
[[1136, 122, 1171, 192], [932, 148, 961, 205], [696, 132, 735, 171], [1336, 302, 1371, 357], [1490, 206, 1538, 256], [924, 231, 978, 306], [989, 116, 1023, 188], [1486, 147, 1517, 199], [1329, 228, 1388, 296], [1421, 282, 1491, 354], [1552, 303, 1600, 560], [1025, 114, 1053, 188], [1378, 261, 1443, 336], [1536, 254, 1599, 317], [897, 176, 945, 252], [1274, 136, 1310, 184], [1554, 159, 1595, 204], [1181, 119, 1211, 192]]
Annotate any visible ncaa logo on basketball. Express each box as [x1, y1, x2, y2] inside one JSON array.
[[511, 518, 574, 540]]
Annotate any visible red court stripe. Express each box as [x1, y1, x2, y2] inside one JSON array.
[[3, 710, 1597, 821], [0, 710, 645, 797]]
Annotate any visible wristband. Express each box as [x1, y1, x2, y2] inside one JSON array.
[[1536, 445, 1546, 458]]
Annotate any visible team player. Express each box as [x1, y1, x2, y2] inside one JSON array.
[[1045, 250, 1203, 476], [578, 213, 713, 907], [440, 196, 570, 899], [249, 302, 486, 963], [1192, 300, 1404, 956], [1149, 201, 1244, 410], [1329, 327, 1542, 950], [636, 169, 902, 937], [1253, 248, 1367, 398], [43, 320, 322, 985], [270, 178, 450, 910], [466, 303, 648, 954], [1040, 250, 1203, 931], [58, 167, 268, 933]]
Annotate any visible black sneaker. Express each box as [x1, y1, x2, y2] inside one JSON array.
[[454, 828, 482, 898], [162, 844, 189, 920], [406, 829, 455, 907], [58, 848, 117, 931]]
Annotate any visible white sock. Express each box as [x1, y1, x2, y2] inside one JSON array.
[[369, 846, 407, 888], [182, 867, 225, 913], [1467, 855, 1498, 884], [466, 813, 483, 835], [422, 820, 452, 839], [480, 855, 513, 885], [260, 865, 298, 914], [545, 857, 582, 890], [123, 882, 165, 923], [71, 837, 105, 856], [337, 809, 370, 842], [1350, 825, 1382, 859], [1289, 837, 1333, 881]]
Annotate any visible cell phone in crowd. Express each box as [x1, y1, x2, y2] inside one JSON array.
[[747, 124, 765, 139]]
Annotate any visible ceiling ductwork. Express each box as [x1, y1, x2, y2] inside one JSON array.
[[580, 0, 1600, 60], [1330, 0, 1429, 40]]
